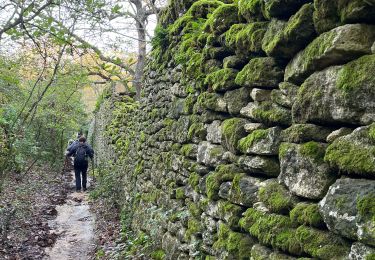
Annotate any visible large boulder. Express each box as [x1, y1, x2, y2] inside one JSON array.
[[262, 0, 311, 19], [262, 3, 316, 59], [292, 55, 375, 125], [319, 178, 375, 246], [278, 142, 336, 199], [285, 24, 375, 84]]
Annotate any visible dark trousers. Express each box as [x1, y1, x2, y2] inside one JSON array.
[[74, 164, 88, 190]]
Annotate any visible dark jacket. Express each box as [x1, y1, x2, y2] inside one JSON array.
[[67, 142, 94, 167]]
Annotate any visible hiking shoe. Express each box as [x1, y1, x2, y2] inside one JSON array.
[[83, 188, 87, 192]]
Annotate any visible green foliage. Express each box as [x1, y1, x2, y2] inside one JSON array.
[[151, 25, 170, 50], [0, 55, 88, 179]]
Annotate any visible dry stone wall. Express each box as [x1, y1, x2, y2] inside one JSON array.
[[90, 0, 375, 259]]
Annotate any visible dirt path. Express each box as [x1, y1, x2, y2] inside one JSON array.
[[44, 171, 95, 260]]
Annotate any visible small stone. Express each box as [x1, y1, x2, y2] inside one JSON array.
[[250, 88, 272, 102], [326, 127, 353, 143]]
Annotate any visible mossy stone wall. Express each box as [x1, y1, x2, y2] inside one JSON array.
[[90, 0, 375, 259]]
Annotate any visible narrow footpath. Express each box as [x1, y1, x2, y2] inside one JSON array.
[[44, 171, 95, 260]]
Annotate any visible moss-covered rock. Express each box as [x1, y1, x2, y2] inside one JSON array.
[[262, 0, 311, 20], [186, 0, 224, 19], [221, 118, 248, 154], [197, 92, 227, 112], [240, 208, 302, 255], [180, 144, 198, 159], [279, 142, 336, 199], [197, 141, 226, 167], [217, 200, 244, 228], [238, 0, 265, 22], [187, 122, 207, 142], [241, 101, 292, 127], [295, 226, 351, 259], [262, 3, 315, 59], [225, 22, 268, 56], [214, 223, 255, 258], [228, 174, 262, 207], [223, 55, 248, 70], [258, 180, 296, 214], [325, 124, 375, 177], [281, 124, 333, 143], [292, 55, 375, 125], [285, 24, 375, 85], [204, 4, 242, 35], [313, 0, 341, 34], [338, 0, 375, 24], [235, 57, 284, 88], [238, 155, 280, 177], [238, 127, 282, 155], [204, 68, 239, 92], [290, 203, 325, 228], [224, 87, 251, 115], [205, 164, 242, 200]]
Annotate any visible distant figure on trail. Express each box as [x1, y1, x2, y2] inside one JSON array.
[[66, 136, 94, 192], [67, 133, 82, 153]]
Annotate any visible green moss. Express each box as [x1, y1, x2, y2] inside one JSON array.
[[204, 68, 239, 92], [188, 172, 200, 191], [295, 226, 350, 259], [238, 129, 268, 154], [258, 181, 295, 214], [336, 54, 375, 93], [366, 253, 375, 260], [279, 142, 293, 158], [325, 137, 375, 176], [290, 203, 324, 228], [168, 15, 195, 35], [188, 201, 202, 218], [197, 92, 224, 111], [183, 94, 196, 114], [240, 208, 302, 255], [133, 160, 144, 176], [369, 123, 375, 141], [251, 101, 292, 126], [221, 118, 247, 153], [180, 144, 196, 157], [215, 223, 253, 258], [204, 4, 241, 35], [185, 217, 202, 239], [186, 0, 224, 18], [228, 22, 268, 55], [357, 195, 375, 222], [151, 249, 166, 260], [187, 122, 206, 141], [300, 141, 326, 163], [206, 165, 240, 199], [175, 187, 186, 199], [238, 0, 265, 22]]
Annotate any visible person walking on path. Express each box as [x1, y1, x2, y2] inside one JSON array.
[[66, 136, 94, 192]]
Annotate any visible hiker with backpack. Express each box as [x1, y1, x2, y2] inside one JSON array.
[[66, 136, 94, 192]]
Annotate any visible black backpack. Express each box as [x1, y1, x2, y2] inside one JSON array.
[[74, 144, 88, 165]]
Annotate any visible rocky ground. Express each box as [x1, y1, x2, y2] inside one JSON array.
[[0, 164, 70, 259]]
